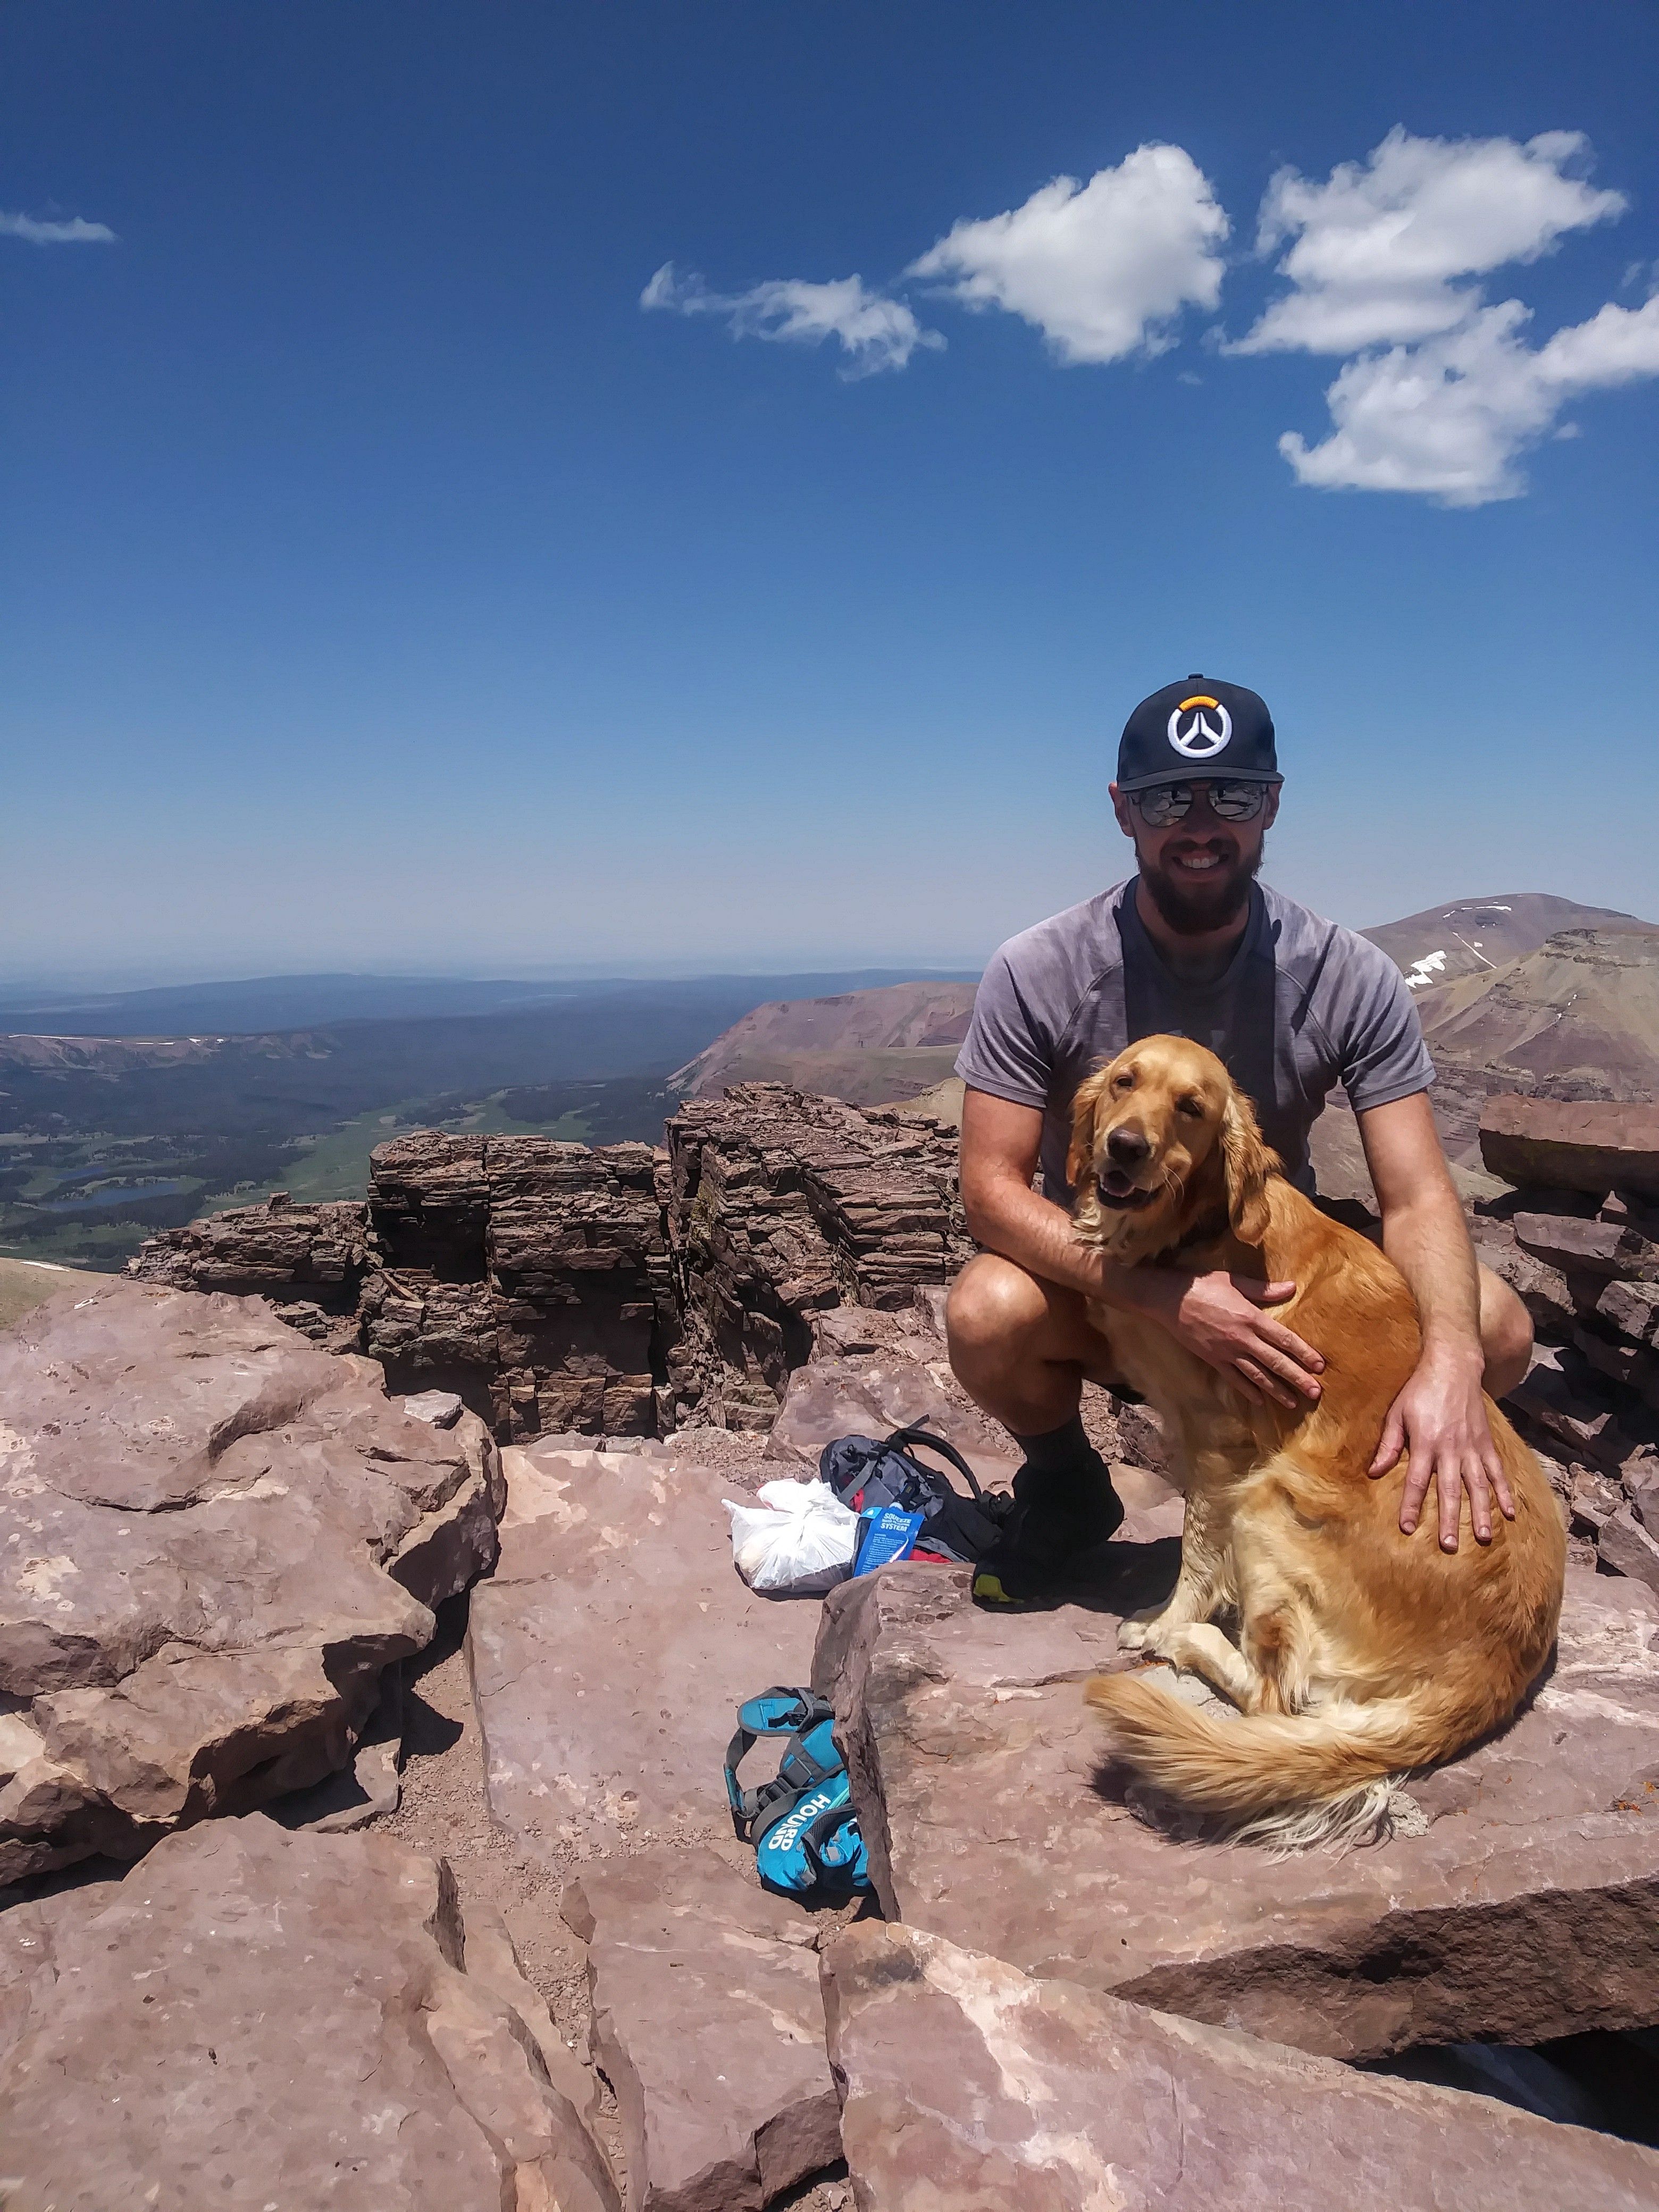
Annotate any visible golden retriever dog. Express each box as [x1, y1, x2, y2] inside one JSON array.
[[1073, 1035, 1564, 1846]]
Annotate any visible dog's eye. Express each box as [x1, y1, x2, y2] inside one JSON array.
[[1113, 1072, 1135, 1092], [1176, 1096, 1205, 1120]]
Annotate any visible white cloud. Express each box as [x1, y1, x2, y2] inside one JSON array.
[[0, 211, 117, 245], [1241, 128, 1659, 503], [1280, 292, 1659, 504], [907, 143, 1227, 364], [641, 262, 940, 377], [1237, 129, 1623, 355]]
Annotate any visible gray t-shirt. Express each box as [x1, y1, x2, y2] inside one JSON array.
[[956, 878, 1434, 1201]]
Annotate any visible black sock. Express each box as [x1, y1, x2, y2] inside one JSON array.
[[1012, 1412, 1097, 1476], [1007, 1414, 1121, 1556]]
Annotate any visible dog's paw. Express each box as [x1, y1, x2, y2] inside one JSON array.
[[1114, 1612, 1161, 1653]]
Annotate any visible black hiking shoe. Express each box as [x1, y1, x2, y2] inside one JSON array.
[[971, 1459, 1125, 1608]]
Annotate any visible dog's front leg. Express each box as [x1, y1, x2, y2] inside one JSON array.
[[1116, 1486, 1232, 1655]]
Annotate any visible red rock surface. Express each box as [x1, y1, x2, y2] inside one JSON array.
[[816, 1561, 1659, 2060], [364, 1131, 674, 1438], [0, 1814, 619, 2211], [822, 1921, 1659, 2211], [1481, 1094, 1659, 1198], [0, 1281, 501, 1883], [467, 1440, 820, 1859], [562, 1845, 841, 2212], [662, 1084, 975, 1428]]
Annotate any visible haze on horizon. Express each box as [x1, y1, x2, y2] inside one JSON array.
[[4, 1, 1657, 992]]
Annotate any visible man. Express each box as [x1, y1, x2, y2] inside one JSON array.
[[948, 673, 1533, 1605]]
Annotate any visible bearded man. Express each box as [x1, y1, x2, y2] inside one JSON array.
[[948, 674, 1532, 1605]]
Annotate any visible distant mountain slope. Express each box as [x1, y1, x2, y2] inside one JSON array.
[[1361, 893, 1647, 993], [1315, 925, 1659, 1205], [0, 969, 976, 1265], [0, 966, 968, 1040], [1420, 929, 1659, 1101], [676, 979, 978, 1101]]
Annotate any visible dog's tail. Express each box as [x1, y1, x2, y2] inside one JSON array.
[[1085, 1671, 1493, 1849]]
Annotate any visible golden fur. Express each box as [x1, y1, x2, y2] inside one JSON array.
[[1071, 1035, 1565, 1845]]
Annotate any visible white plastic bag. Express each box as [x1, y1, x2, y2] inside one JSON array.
[[723, 1479, 859, 1597]]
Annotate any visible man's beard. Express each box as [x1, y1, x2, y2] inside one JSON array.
[[1138, 841, 1263, 936]]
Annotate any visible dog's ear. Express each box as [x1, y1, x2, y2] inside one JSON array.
[[1067, 1062, 1115, 1193], [1220, 1092, 1273, 1245]]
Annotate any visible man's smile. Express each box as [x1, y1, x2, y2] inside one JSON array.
[[1166, 843, 1233, 877]]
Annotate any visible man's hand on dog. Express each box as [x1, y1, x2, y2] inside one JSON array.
[[1144, 1268, 1325, 1411], [1368, 1346, 1516, 1551]]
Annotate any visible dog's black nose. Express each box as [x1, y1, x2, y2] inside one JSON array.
[[1106, 1126, 1150, 1166]]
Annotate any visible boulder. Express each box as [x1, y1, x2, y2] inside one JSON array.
[[0, 1813, 619, 2211], [468, 1440, 819, 1859], [816, 1560, 1659, 2059], [1600, 1504, 1659, 1598], [365, 1132, 674, 1439], [820, 1921, 1659, 2211], [273, 1666, 404, 1833], [0, 1281, 501, 1883], [1480, 1094, 1659, 1200], [404, 1388, 466, 1427], [1569, 1465, 1624, 1532], [1598, 1279, 1659, 1348], [1507, 1346, 1629, 1469], [764, 1353, 1020, 1488], [1514, 1211, 1656, 1277], [562, 1844, 841, 2211], [1470, 1217, 1579, 1334]]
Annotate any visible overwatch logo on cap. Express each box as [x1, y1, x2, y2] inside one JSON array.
[[1167, 693, 1232, 759]]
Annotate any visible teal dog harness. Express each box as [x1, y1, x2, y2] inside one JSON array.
[[724, 1687, 872, 1899]]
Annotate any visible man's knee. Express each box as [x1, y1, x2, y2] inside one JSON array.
[[1479, 1265, 1533, 1400], [945, 1253, 1049, 1364]]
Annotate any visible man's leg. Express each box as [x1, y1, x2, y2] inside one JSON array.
[[946, 1254, 1123, 1601], [1478, 1262, 1533, 1401], [945, 1251, 1117, 1434]]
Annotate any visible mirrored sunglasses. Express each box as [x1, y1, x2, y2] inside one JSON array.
[[1132, 781, 1272, 828]]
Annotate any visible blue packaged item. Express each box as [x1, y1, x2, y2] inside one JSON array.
[[854, 1505, 924, 1576]]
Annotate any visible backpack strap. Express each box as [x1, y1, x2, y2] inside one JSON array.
[[881, 1422, 986, 1503]]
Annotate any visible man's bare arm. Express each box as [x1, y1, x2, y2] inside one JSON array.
[[959, 1087, 1323, 1409], [1359, 1091, 1515, 1549]]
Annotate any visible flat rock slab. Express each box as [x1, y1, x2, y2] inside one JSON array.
[[469, 1441, 820, 1858], [0, 1812, 618, 2211], [1480, 1094, 1659, 1199], [0, 1282, 502, 1882], [822, 1921, 1659, 2211], [563, 1844, 841, 2211], [815, 1560, 1659, 2059]]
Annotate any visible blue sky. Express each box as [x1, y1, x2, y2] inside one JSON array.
[[4, 1, 1657, 985]]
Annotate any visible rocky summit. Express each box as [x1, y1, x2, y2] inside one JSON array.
[[4, 1076, 1658, 2202]]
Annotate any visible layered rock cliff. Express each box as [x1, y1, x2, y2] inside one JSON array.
[[133, 1083, 971, 1439]]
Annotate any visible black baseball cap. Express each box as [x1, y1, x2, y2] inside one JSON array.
[[1116, 674, 1279, 792]]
